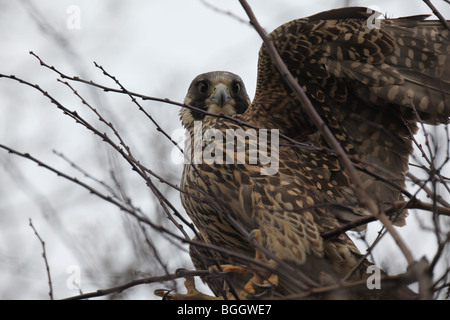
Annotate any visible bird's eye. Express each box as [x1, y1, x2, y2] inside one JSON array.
[[232, 81, 241, 94], [197, 81, 209, 94]]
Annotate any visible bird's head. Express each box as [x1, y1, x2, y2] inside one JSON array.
[[180, 71, 250, 128]]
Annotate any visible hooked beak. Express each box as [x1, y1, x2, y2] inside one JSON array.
[[209, 83, 232, 107]]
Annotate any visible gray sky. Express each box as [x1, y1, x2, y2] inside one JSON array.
[[0, 0, 449, 299]]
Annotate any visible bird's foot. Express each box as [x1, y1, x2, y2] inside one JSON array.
[[154, 275, 222, 300], [210, 229, 278, 298]]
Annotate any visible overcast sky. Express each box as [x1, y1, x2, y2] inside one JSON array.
[[0, 0, 449, 299]]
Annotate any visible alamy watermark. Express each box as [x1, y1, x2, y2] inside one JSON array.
[[66, 5, 81, 30], [66, 265, 81, 290], [366, 265, 381, 290], [172, 121, 279, 175], [366, 6, 382, 29]]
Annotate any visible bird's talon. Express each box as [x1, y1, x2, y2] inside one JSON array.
[[249, 229, 262, 244], [250, 279, 274, 289], [209, 264, 251, 274], [155, 276, 223, 300], [245, 289, 268, 299], [154, 288, 174, 300]]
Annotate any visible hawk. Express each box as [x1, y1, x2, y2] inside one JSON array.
[[175, 7, 450, 299]]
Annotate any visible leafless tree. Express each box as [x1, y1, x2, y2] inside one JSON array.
[[0, 0, 449, 300]]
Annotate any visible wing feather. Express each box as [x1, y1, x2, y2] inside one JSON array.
[[245, 7, 450, 219]]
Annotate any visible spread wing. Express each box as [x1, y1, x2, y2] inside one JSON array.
[[245, 7, 450, 215]]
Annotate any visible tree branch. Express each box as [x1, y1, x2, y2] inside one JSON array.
[[423, 0, 450, 31], [29, 219, 54, 300]]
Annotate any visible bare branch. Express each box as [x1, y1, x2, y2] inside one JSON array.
[[423, 0, 450, 31], [29, 219, 53, 300], [62, 269, 210, 300]]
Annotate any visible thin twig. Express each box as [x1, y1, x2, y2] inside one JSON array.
[[200, 0, 248, 24], [322, 199, 450, 240], [62, 269, 210, 300], [29, 219, 54, 300], [53, 149, 120, 199], [407, 171, 450, 207]]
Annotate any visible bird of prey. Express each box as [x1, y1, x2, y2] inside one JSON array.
[[174, 7, 450, 299]]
